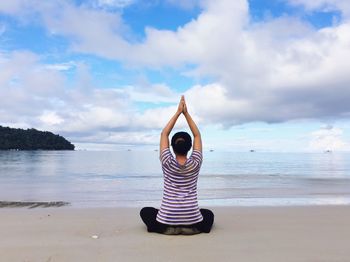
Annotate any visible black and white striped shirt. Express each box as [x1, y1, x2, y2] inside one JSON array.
[[156, 148, 203, 225]]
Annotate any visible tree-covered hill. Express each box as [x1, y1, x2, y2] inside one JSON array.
[[0, 126, 75, 150]]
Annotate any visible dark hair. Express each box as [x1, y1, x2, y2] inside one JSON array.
[[171, 131, 192, 156]]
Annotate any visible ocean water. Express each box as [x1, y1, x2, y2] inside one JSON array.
[[1, 150, 350, 207]]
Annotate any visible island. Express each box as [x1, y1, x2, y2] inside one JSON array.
[[0, 126, 75, 150]]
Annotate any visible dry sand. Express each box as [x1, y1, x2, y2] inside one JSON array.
[[1, 206, 349, 262]]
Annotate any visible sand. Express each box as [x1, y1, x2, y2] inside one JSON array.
[[1, 206, 350, 262]]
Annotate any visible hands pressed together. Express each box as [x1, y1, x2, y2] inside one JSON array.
[[177, 95, 188, 115], [160, 95, 201, 152]]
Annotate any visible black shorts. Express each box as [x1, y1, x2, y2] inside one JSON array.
[[140, 207, 214, 235]]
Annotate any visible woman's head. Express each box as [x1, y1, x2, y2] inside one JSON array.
[[171, 131, 192, 156]]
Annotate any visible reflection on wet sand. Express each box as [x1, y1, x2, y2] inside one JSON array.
[[0, 201, 70, 208]]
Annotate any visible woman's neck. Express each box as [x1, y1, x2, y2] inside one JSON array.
[[175, 154, 187, 165]]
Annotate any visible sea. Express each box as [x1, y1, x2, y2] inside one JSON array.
[[1, 150, 350, 208]]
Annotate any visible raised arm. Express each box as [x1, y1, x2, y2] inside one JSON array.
[[159, 96, 184, 154], [183, 97, 202, 152]]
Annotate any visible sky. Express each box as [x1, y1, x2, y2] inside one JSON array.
[[0, 0, 350, 152]]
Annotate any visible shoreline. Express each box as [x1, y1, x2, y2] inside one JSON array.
[[2, 197, 350, 209], [1, 206, 349, 261]]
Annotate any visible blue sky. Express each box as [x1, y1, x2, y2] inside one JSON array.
[[1, 0, 350, 152]]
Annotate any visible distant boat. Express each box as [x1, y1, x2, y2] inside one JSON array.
[[209, 149, 214, 152], [324, 150, 332, 153], [250, 149, 255, 152]]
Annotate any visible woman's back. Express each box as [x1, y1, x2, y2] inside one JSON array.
[[156, 148, 203, 225]]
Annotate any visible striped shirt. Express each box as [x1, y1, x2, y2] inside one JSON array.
[[156, 148, 203, 225]]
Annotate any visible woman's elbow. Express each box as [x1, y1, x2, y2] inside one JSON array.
[[161, 130, 170, 138]]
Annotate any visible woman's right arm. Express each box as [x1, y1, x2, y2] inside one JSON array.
[[183, 98, 202, 153], [159, 96, 184, 155]]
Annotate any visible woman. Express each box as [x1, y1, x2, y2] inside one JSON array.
[[140, 96, 214, 235]]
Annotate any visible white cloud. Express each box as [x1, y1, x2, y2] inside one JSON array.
[[0, 50, 181, 145], [287, 0, 350, 18], [42, 2, 128, 56], [0, 1, 129, 58], [128, 1, 350, 125], [133, 106, 177, 130], [0, 51, 65, 118], [308, 125, 348, 151], [0, 0, 27, 15], [45, 61, 76, 71], [39, 111, 64, 126], [20, 0, 349, 126], [125, 83, 179, 103], [62, 103, 130, 133], [125, 0, 249, 66]]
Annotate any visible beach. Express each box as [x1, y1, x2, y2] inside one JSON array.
[[1, 206, 349, 262], [1, 151, 350, 261]]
